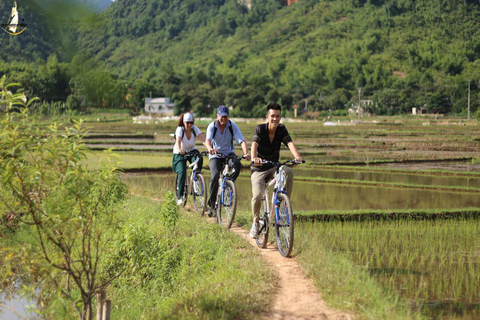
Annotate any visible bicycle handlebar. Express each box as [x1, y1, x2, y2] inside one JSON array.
[[208, 152, 248, 160], [251, 159, 305, 167]]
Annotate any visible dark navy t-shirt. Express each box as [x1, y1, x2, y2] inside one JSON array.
[[251, 123, 292, 172]]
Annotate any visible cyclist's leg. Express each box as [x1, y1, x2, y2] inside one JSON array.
[[281, 165, 294, 198], [193, 150, 204, 173], [208, 157, 223, 207], [251, 168, 275, 222], [227, 153, 241, 181], [172, 154, 187, 199]]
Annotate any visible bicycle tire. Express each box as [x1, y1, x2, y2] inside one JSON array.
[[275, 193, 294, 257], [192, 173, 207, 215], [217, 179, 237, 229], [255, 192, 269, 248]]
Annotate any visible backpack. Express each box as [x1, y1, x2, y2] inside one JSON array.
[[173, 126, 197, 140], [212, 120, 234, 148]]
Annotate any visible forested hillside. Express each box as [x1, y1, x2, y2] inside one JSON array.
[[2, 0, 480, 117]]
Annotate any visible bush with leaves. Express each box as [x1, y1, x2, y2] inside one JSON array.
[[0, 76, 127, 320]]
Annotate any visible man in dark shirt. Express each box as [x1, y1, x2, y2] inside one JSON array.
[[250, 102, 302, 238]]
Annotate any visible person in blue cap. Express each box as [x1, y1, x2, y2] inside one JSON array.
[[205, 105, 250, 216]]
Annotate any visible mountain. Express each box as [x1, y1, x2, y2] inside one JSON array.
[[3, 0, 480, 117], [72, 0, 480, 116], [34, 0, 113, 14]]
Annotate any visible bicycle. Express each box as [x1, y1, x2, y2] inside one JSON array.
[[174, 151, 208, 215], [212, 153, 247, 229], [254, 159, 304, 257]]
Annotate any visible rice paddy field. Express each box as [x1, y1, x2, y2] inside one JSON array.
[[81, 115, 480, 319]]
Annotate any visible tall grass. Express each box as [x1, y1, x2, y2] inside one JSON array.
[[101, 195, 273, 319]]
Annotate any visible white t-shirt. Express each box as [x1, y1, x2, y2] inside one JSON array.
[[173, 125, 202, 154]]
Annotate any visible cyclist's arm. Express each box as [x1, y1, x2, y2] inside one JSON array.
[[176, 136, 185, 155], [205, 123, 217, 154], [197, 133, 208, 149], [251, 141, 262, 166], [205, 138, 217, 154], [287, 141, 302, 162], [240, 140, 250, 160]]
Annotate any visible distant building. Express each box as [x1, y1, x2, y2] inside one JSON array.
[[144, 97, 175, 116], [280, 0, 298, 5]]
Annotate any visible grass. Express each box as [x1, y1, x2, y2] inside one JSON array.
[[102, 195, 274, 319], [85, 151, 173, 171]]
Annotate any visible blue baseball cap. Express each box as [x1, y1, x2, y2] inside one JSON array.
[[217, 105, 229, 117]]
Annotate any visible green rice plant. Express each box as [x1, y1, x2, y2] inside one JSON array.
[[297, 219, 480, 319]]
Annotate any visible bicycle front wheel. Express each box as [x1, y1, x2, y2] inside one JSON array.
[[255, 192, 269, 248], [275, 193, 294, 257], [217, 179, 237, 229], [192, 174, 207, 215]]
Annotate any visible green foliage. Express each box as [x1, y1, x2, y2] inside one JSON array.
[[101, 195, 272, 319], [0, 79, 127, 320], [4, 0, 480, 116], [160, 191, 180, 231]]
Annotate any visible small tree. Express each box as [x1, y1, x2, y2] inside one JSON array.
[[0, 76, 127, 320]]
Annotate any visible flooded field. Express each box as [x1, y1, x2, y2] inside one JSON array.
[[294, 167, 480, 189], [123, 171, 480, 213]]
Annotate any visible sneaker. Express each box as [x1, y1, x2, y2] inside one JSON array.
[[207, 207, 214, 217], [176, 197, 184, 206], [249, 222, 259, 239]]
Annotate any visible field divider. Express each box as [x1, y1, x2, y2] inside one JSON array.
[[296, 207, 480, 222], [292, 176, 480, 193]]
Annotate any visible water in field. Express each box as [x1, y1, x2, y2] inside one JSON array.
[[293, 167, 480, 189], [298, 219, 480, 320], [123, 173, 480, 212]]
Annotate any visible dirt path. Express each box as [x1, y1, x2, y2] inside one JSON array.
[[222, 221, 354, 320]]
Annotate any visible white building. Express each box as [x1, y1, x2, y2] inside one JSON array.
[[144, 97, 175, 116]]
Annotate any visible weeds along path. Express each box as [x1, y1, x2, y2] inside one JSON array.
[[226, 223, 354, 320]]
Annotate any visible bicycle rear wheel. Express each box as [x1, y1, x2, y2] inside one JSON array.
[[192, 173, 207, 215], [255, 192, 269, 248], [275, 193, 294, 257], [217, 179, 237, 229]]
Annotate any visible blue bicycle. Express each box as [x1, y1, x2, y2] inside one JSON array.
[[213, 153, 247, 229], [255, 159, 304, 257]]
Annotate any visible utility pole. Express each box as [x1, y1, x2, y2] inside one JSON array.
[[357, 88, 362, 119], [468, 79, 472, 120]]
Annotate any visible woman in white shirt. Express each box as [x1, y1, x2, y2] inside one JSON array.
[[172, 112, 207, 205]]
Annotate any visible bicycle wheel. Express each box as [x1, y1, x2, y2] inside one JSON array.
[[255, 192, 269, 248], [192, 173, 207, 215], [275, 193, 294, 257], [217, 179, 237, 229]]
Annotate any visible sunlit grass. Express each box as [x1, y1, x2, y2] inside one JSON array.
[[85, 151, 173, 170]]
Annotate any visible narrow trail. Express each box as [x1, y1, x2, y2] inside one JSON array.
[[226, 223, 354, 320]]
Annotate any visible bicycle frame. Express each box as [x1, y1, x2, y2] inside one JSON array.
[[217, 157, 236, 207], [264, 166, 289, 226]]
